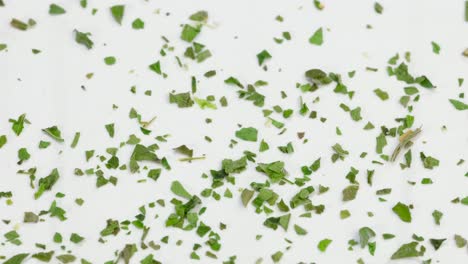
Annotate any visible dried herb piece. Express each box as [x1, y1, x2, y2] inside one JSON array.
[[374, 2, 383, 14], [132, 18, 144, 29], [189, 11, 208, 22], [449, 99, 468, 110], [257, 50, 272, 66], [235, 127, 258, 142], [317, 239, 332, 252], [392, 202, 412, 222], [3, 253, 29, 264], [49, 4, 66, 15], [11, 19, 28, 30], [169, 92, 194, 108], [391, 242, 425, 259], [390, 128, 421, 162], [74, 30, 94, 49], [342, 185, 359, 201], [110, 5, 125, 24], [309, 27, 323, 45], [42, 126, 64, 142]]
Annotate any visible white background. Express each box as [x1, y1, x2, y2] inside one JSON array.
[[1, 0, 468, 263]]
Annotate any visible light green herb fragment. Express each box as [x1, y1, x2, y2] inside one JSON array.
[[317, 239, 332, 252], [350, 107, 362, 121], [189, 10, 208, 22], [257, 50, 272, 66], [11, 19, 28, 30], [194, 97, 217, 109], [432, 210, 443, 225], [169, 92, 194, 108], [49, 4, 66, 15], [105, 123, 115, 137], [132, 18, 144, 29], [374, 88, 389, 100], [454, 234, 467, 248], [56, 254, 76, 263], [3, 253, 29, 264], [294, 224, 307, 235], [391, 242, 425, 259], [342, 185, 359, 201], [70, 132, 80, 148], [241, 189, 254, 207], [171, 181, 192, 199], [271, 251, 283, 263], [34, 168, 60, 199], [309, 27, 323, 45], [235, 127, 258, 142], [0, 135, 6, 148], [70, 233, 84, 244], [449, 99, 468, 110], [431, 41, 440, 54], [149, 61, 162, 75], [359, 227, 376, 248], [32, 251, 54, 262], [110, 5, 125, 24], [104, 56, 116, 65], [181, 24, 200, 42], [374, 2, 383, 14], [74, 30, 94, 49], [9, 114, 28, 136], [392, 202, 412, 222], [42, 126, 64, 142]]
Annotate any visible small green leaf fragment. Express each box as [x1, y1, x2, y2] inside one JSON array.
[[3, 253, 29, 264], [110, 5, 125, 25], [70, 132, 80, 148], [235, 127, 258, 142], [342, 185, 359, 201], [74, 30, 94, 49], [171, 181, 192, 199], [42, 126, 64, 142], [449, 99, 468, 110], [317, 239, 332, 252], [391, 242, 425, 259], [132, 18, 145, 29], [49, 4, 66, 15], [392, 202, 412, 222], [309, 27, 323, 45], [257, 50, 272, 66], [181, 24, 200, 42], [104, 56, 116, 65], [0, 135, 7, 148], [431, 41, 440, 54], [374, 2, 383, 14]]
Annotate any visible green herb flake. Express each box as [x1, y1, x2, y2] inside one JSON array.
[[170, 180, 192, 199], [49, 4, 66, 15], [374, 2, 383, 14], [104, 56, 116, 65], [317, 239, 332, 252], [74, 30, 94, 49], [110, 5, 125, 25], [42, 126, 64, 142], [391, 242, 425, 259], [309, 27, 323, 46], [392, 202, 412, 222], [132, 18, 145, 29], [257, 50, 272, 66], [11, 19, 29, 31], [235, 127, 258, 142], [431, 41, 440, 54], [181, 25, 200, 42], [449, 99, 468, 110]]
